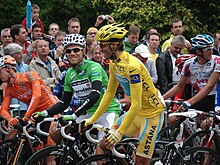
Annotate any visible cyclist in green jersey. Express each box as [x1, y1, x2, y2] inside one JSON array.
[[34, 34, 121, 153]]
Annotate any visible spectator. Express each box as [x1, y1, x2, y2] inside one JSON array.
[[213, 32, 220, 55], [29, 40, 60, 90], [147, 32, 160, 63], [123, 25, 140, 54], [161, 19, 190, 54], [156, 35, 185, 95], [85, 27, 98, 59], [67, 17, 81, 34], [10, 24, 33, 64], [94, 15, 115, 29], [133, 44, 158, 84], [4, 43, 29, 117], [31, 24, 43, 41], [91, 45, 109, 75], [142, 28, 161, 54], [48, 23, 60, 37], [0, 28, 12, 56], [22, 4, 44, 34]]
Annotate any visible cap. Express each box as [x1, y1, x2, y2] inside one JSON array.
[[134, 44, 150, 58]]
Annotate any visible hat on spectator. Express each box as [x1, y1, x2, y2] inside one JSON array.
[[134, 44, 150, 58]]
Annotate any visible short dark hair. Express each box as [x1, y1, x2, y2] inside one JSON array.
[[68, 17, 80, 26], [170, 19, 182, 28], [55, 31, 66, 40], [32, 24, 41, 31], [128, 25, 140, 35], [10, 24, 24, 40], [147, 32, 160, 40]]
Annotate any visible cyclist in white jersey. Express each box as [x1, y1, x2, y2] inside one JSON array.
[[163, 34, 220, 112]]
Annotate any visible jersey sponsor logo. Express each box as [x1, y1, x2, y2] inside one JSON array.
[[130, 74, 141, 84], [91, 67, 98, 70], [114, 65, 125, 73], [71, 78, 92, 97], [143, 81, 150, 91], [143, 125, 157, 155], [149, 94, 160, 108], [71, 79, 89, 86]]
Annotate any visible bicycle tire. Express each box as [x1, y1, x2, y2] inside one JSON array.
[[182, 130, 220, 150], [158, 125, 189, 142], [25, 145, 82, 165], [0, 138, 16, 164], [174, 146, 220, 165], [152, 125, 190, 164]]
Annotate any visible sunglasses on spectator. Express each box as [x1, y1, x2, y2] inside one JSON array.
[[202, 47, 213, 52], [65, 48, 83, 53]]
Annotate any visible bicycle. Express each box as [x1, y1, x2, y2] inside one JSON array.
[[25, 116, 98, 165], [182, 110, 220, 152], [76, 122, 220, 165], [0, 117, 41, 165]]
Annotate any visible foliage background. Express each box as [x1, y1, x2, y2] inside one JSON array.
[[0, 0, 219, 42]]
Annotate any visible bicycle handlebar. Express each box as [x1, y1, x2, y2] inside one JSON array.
[[36, 117, 56, 137], [60, 120, 75, 142], [23, 121, 35, 141], [85, 123, 126, 159]]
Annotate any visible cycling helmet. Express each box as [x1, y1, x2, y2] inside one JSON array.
[[96, 23, 128, 42], [0, 55, 16, 69], [63, 34, 86, 49], [191, 34, 214, 50], [175, 54, 195, 71]]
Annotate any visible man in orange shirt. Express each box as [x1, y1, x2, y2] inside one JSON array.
[[0, 55, 58, 126]]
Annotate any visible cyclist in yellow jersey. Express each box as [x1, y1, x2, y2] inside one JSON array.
[[84, 23, 165, 165]]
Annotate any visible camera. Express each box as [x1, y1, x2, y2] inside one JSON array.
[[102, 15, 108, 20]]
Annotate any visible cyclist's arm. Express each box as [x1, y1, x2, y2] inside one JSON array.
[[0, 88, 12, 120], [47, 80, 102, 116], [188, 72, 220, 105], [24, 73, 43, 119]]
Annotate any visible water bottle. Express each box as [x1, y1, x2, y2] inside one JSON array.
[[154, 160, 163, 165]]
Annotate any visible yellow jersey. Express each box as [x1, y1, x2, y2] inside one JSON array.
[[90, 51, 165, 134]]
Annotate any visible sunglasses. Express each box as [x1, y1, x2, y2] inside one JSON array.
[[65, 48, 83, 53], [202, 47, 213, 52]]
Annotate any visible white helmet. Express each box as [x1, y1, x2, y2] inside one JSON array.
[[63, 34, 85, 49]]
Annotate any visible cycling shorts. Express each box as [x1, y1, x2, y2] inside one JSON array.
[[114, 112, 164, 158]]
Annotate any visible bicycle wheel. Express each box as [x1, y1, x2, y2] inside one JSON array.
[[174, 146, 220, 165], [0, 138, 16, 164], [76, 154, 127, 165], [182, 130, 219, 150], [25, 145, 82, 165], [152, 125, 190, 163], [157, 125, 189, 142]]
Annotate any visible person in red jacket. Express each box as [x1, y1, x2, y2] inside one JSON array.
[[22, 4, 44, 34]]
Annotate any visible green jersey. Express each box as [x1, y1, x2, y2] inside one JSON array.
[[64, 59, 121, 114]]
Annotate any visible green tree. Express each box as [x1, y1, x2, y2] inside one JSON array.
[[92, 0, 220, 40]]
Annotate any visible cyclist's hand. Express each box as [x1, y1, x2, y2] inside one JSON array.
[[31, 111, 48, 124], [177, 101, 191, 112], [22, 116, 30, 122], [62, 113, 77, 121], [79, 118, 94, 134], [106, 129, 123, 149], [8, 117, 19, 127]]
